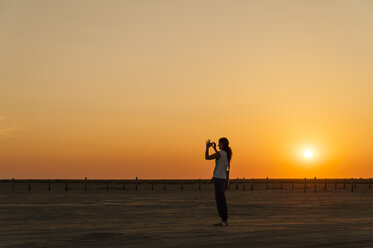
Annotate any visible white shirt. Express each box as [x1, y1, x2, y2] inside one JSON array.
[[213, 150, 229, 179]]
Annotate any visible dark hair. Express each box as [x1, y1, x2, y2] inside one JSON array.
[[219, 137, 232, 163]]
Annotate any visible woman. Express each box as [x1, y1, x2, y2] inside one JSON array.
[[205, 137, 232, 226]]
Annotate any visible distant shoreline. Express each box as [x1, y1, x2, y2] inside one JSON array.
[[2, 178, 372, 192], [1, 178, 372, 183]]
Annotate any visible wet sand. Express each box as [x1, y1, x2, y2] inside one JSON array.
[[1, 183, 373, 247]]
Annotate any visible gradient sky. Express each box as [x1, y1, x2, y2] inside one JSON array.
[[1, 0, 373, 179]]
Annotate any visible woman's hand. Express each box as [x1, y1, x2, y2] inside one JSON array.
[[206, 139, 211, 148], [211, 142, 217, 150]]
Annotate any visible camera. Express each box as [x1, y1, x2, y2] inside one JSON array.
[[206, 139, 216, 147]]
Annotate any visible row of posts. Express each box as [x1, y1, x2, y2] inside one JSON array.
[[8, 177, 371, 192], [302, 177, 363, 193]]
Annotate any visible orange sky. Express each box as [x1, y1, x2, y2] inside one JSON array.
[[1, 0, 373, 179]]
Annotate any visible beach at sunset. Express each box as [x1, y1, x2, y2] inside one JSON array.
[[1, 181, 373, 247], [1, 0, 373, 247]]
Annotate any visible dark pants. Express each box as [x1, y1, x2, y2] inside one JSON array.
[[212, 177, 228, 222]]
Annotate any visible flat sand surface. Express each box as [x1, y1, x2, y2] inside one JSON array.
[[1, 183, 373, 248]]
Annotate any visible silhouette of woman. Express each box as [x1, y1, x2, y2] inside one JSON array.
[[205, 137, 232, 226]]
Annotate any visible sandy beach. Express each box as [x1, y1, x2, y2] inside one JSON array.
[[1, 181, 373, 248]]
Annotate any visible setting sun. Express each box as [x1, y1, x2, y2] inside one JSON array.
[[304, 150, 313, 159]]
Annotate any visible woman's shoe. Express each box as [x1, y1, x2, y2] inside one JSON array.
[[213, 221, 228, 226]]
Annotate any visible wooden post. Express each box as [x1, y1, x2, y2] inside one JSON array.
[[106, 182, 109, 191], [164, 183, 166, 191], [304, 178, 307, 192], [236, 178, 239, 191], [243, 177, 246, 191], [351, 178, 354, 192], [151, 183, 153, 191], [28, 181, 31, 192], [84, 177, 87, 191], [250, 179, 254, 191], [266, 177, 269, 190], [292, 182, 294, 190], [12, 178, 14, 191], [314, 177, 317, 192], [135, 177, 138, 190], [65, 182, 68, 191], [48, 180, 51, 192], [355, 180, 357, 189], [280, 183, 283, 190], [181, 183, 183, 191], [324, 179, 327, 190]]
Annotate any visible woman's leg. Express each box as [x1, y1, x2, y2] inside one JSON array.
[[214, 179, 228, 222]]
